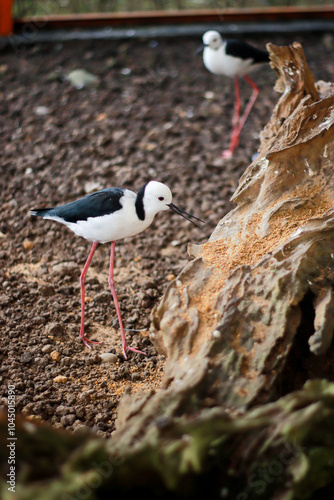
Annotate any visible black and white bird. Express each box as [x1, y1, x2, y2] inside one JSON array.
[[31, 181, 204, 359], [197, 30, 269, 158]]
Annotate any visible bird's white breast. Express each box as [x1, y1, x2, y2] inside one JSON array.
[[203, 45, 254, 78]]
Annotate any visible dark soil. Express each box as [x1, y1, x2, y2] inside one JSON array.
[[0, 31, 333, 437]]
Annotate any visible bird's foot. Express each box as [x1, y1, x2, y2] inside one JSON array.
[[81, 335, 102, 348], [122, 345, 146, 360], [221, 149, 234, 159]]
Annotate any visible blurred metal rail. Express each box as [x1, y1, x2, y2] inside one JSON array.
[[13, 6, 334, 30], [2, 6, 334, 46]]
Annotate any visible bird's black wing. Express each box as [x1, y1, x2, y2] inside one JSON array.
[[32, 188, 125, 223], [225, 40, 269, 64]]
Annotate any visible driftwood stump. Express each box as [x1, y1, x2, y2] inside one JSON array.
[[148, 42, 334, 411], [1, 43, 334, 500]]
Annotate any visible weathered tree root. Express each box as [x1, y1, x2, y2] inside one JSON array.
[[1, 379, 334, 499]]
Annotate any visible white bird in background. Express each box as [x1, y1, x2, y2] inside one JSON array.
[[31, 181, 204, 359], [197, 30, 270, 158]]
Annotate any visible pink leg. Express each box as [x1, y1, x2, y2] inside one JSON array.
[[108, 241, 146, 359], [231, 76, 241, 133], [235, 75, 259, 139], [222, 76, 241, 158], [80, 241, 102, 348], [222, 75, 259, 158]]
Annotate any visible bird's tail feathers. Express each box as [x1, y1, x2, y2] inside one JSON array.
[[30, 208, 54, 218]]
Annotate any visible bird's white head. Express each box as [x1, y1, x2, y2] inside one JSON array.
[[139, 181, 204, 228], [203, 30, 223, 51], [143, 181, 173, 216]]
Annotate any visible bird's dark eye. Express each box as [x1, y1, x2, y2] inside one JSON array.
[[158, 196, 164, 201]]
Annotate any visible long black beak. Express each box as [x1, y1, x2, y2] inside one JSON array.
[[168, 203, 205, 229], [195, 44, 206, 55]]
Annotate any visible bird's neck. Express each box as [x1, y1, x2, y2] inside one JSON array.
[[211, 41, 224, 52], [135, 186, 146, 221]]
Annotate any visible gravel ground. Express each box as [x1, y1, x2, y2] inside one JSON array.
[[0, 30, 333, 437]]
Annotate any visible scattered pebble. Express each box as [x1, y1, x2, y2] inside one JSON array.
[[104, 57, 117, 68], [0, 294, 10, 305], [131, 372, 141, 381], [53, 375, 68, 384], [45, 323, 64, 337], [204, 90, 215, 100], [66, 69, 100, 89], [50, 350, 60, 362], [41, 344, 53, 354], [78, 392, 92, 403], [52, 261, 80, 277], [39, 284, 55, 297], [56, 405, 70, 416], [20, 353, 32, 364], [99, 353, 118, 364], [61, 414, 76, 426], [34, 106, 50, 116], [73, 423, 91, 433], [86, 354, 101, 365], [23, 239, 34, 251]]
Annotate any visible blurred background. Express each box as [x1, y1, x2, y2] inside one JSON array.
[[11, 0, 334, 17]]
